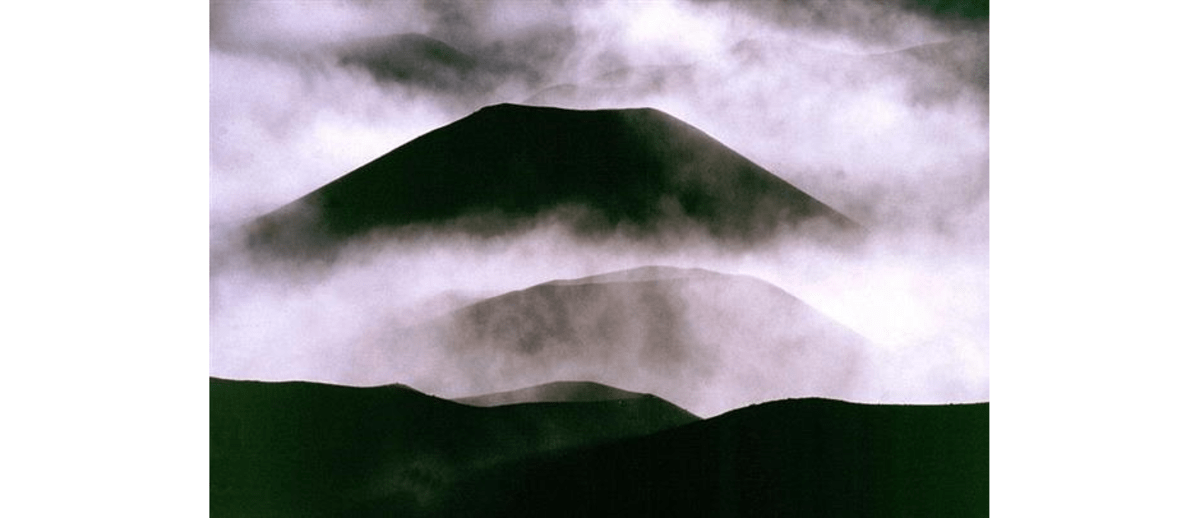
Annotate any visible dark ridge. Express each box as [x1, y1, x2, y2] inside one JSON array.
[[211, 377, 698, 517], [245, 103, 862, 261], [454, 380, 657, 407], [435, 398, 989, 517]]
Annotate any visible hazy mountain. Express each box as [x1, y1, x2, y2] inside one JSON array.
[[245, 104, 861, 260], [866, 33, 989, 106], [388, 266, 878, 418], [545, 265, 720, 285], [454, 380, 652, 407], [437, 398, 988, 517], [523, 64, 700, 106], [896, 34, 989, 90], [211, 377, 697, 517]]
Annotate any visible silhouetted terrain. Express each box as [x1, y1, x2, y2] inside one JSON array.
[[390, 266, 877, 417], [212, 378, 984, 517], [211, 377, 697, 517], [245, 104, 860, 260], [437, 398, 989, 517]]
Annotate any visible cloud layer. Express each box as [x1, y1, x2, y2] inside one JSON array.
[[210, 0, 989, 414]]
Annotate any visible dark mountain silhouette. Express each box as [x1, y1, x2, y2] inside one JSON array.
[[211, 377, 697, 517], [388, 266, 877, 418], [436, 398, 988, 517], [245, 104, 861, 260], [454, 380, 651, 407]]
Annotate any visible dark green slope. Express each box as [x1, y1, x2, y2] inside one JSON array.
[[210, 377, 698, 517], [437, 398, 988, 517]]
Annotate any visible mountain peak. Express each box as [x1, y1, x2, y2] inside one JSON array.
[[246, 104, 861, 260]]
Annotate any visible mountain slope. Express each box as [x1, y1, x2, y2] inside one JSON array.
[[211, 377, 698, 517], [437, 398, 988, 517], [388, 266, 878, 418], [246, 104, 860, 259]]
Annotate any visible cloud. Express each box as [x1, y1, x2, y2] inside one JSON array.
[[685, 0, 987, 49], [209, 0, 989, 413], [210, 0, 988, 227], [211, 212, 988, 416]]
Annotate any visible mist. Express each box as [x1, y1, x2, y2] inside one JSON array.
[[212, 213, 986, 417], [210, 0, 988, 416]]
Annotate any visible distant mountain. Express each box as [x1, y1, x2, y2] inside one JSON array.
[[524, 64, 699, 106], [454, 381, 652, 407], [895, 34, 989, 91], [245, 104, 861, 260], [211, 377, 698, 517], [436, 398, 989, 517], [388, 266, 877, 418], [865, 33, 989, 106], [545, 265, 720, 285]]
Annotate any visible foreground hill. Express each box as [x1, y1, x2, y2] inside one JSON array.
[[436, 398, 989, 517], [245, 104, 860, 259], [210, 377, 697, 517], [389, 266, 877, 418]]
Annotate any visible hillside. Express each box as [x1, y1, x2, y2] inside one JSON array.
[[210, 377, 698, 517], [437, 398, 988, 517]]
